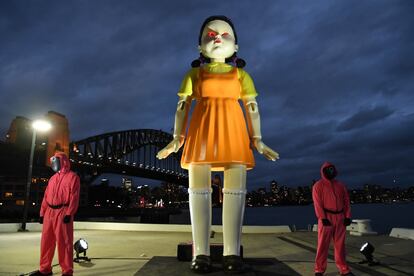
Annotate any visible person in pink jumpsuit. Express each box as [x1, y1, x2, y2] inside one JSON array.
[[31, 152, 80, 276], [312, 162, 353, 276]]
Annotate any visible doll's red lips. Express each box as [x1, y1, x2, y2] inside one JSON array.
[[214, 39, 221, 44]]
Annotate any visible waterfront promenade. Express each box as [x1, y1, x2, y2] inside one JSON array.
[[0, 223, 413, 276]]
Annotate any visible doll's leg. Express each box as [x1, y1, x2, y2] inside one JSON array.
[[223, 164, 246, 256], [188, 164, 212, 259]]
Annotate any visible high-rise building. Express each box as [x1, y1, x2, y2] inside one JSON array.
[[6, 116, 34, 146], [270, 180, 279, 195], [2, 111, 85, 210], [6, 111, 70, 166], [44, 111, 70, 165]]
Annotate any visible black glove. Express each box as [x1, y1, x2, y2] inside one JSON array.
[[344, 218, 352, 226], [322, 219, 331, 226], [39, 216, 44, 224], [63, 215, 71, 224]]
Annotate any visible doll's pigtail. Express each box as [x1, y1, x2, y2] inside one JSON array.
[[235, 57, 246, 68], [191, 57, 201, 68], [225, 53, 246, 68], [191, 53, 211, 68]]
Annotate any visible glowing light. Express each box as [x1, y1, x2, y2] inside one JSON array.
[[79, 239, 88, 249], [32, 120, 52, 132], [360, 242, 368, 252]]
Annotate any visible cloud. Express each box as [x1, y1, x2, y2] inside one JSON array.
[[1, 0, 413, 190], [336, 106, 394, 132]]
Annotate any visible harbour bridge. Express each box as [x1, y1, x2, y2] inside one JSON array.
[[69, 129, 188, 186]]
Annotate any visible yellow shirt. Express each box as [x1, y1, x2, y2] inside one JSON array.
[[177, 62, 258, 98]]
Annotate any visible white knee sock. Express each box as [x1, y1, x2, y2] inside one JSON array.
[[188, 188, 212, 256], [222, 188, 246, 256]]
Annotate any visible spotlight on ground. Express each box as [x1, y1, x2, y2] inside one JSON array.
[[74, 238, 90, 263], [359, 242, 379, 265]]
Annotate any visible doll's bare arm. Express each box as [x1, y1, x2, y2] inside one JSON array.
[[243, 96, 279, 161], [157, 96, 191, 159]]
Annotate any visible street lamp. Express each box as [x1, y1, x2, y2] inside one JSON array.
[[19, 119, 52, 231]]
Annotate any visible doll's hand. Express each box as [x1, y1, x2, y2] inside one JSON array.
[[156, 138, 182, 159], [253, 138, 279, 161]]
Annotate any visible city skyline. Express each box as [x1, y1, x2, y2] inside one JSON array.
[[88, 177, 414, 209], [1, 1, 413, 190]]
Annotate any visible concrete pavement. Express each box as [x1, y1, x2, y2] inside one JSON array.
[[0, 226, 413, 275]]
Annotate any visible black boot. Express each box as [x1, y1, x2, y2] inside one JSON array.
[[190, 255, 212, 274], [223, 255, 247, 274], [29, 271, 52, 276]]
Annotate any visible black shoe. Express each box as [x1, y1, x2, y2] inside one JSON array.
[[190, 255, 212, 274], [315, 273, 323, 276], [29, 271, 52, 276], [223, 255, 247, 274]]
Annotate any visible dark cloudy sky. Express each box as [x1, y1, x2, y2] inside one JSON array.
[[1, 0, 413, 190]]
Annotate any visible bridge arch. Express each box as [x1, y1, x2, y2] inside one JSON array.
[[70, 129, 187, 185]]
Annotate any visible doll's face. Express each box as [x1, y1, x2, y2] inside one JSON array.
[[199, 20, 238, 60]]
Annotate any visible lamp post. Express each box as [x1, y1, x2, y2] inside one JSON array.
[[19, 119, 52, 231]]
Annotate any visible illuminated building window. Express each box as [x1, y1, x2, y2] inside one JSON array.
[[4, 192, 13, 198], [16, 200, 25, 206]]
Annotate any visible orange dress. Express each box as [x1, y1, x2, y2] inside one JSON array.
[[181, 67, 255, 171]]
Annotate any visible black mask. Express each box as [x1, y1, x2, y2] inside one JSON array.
[[323, 165, 337, 180], [51, 156, 61, 172]]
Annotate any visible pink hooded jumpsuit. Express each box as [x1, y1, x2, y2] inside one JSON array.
[[39, 152, 80, 275], [312, 162, 351, 275]]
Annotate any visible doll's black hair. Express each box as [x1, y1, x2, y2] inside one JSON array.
[[191, 15, 246, 68]]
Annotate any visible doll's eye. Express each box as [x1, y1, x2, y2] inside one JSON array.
[[222, 32, 229, 36], [208, 31, 217, 38]]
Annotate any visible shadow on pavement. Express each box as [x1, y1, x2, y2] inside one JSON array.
[[135, 256, 301, 276]]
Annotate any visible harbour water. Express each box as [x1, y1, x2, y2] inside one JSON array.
[[171, 202, 414, 234]]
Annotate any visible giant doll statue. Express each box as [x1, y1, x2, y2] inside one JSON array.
[[157, 15, 278, 273], [30, 152, 80, 276], [312, 162, 353, 276]]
